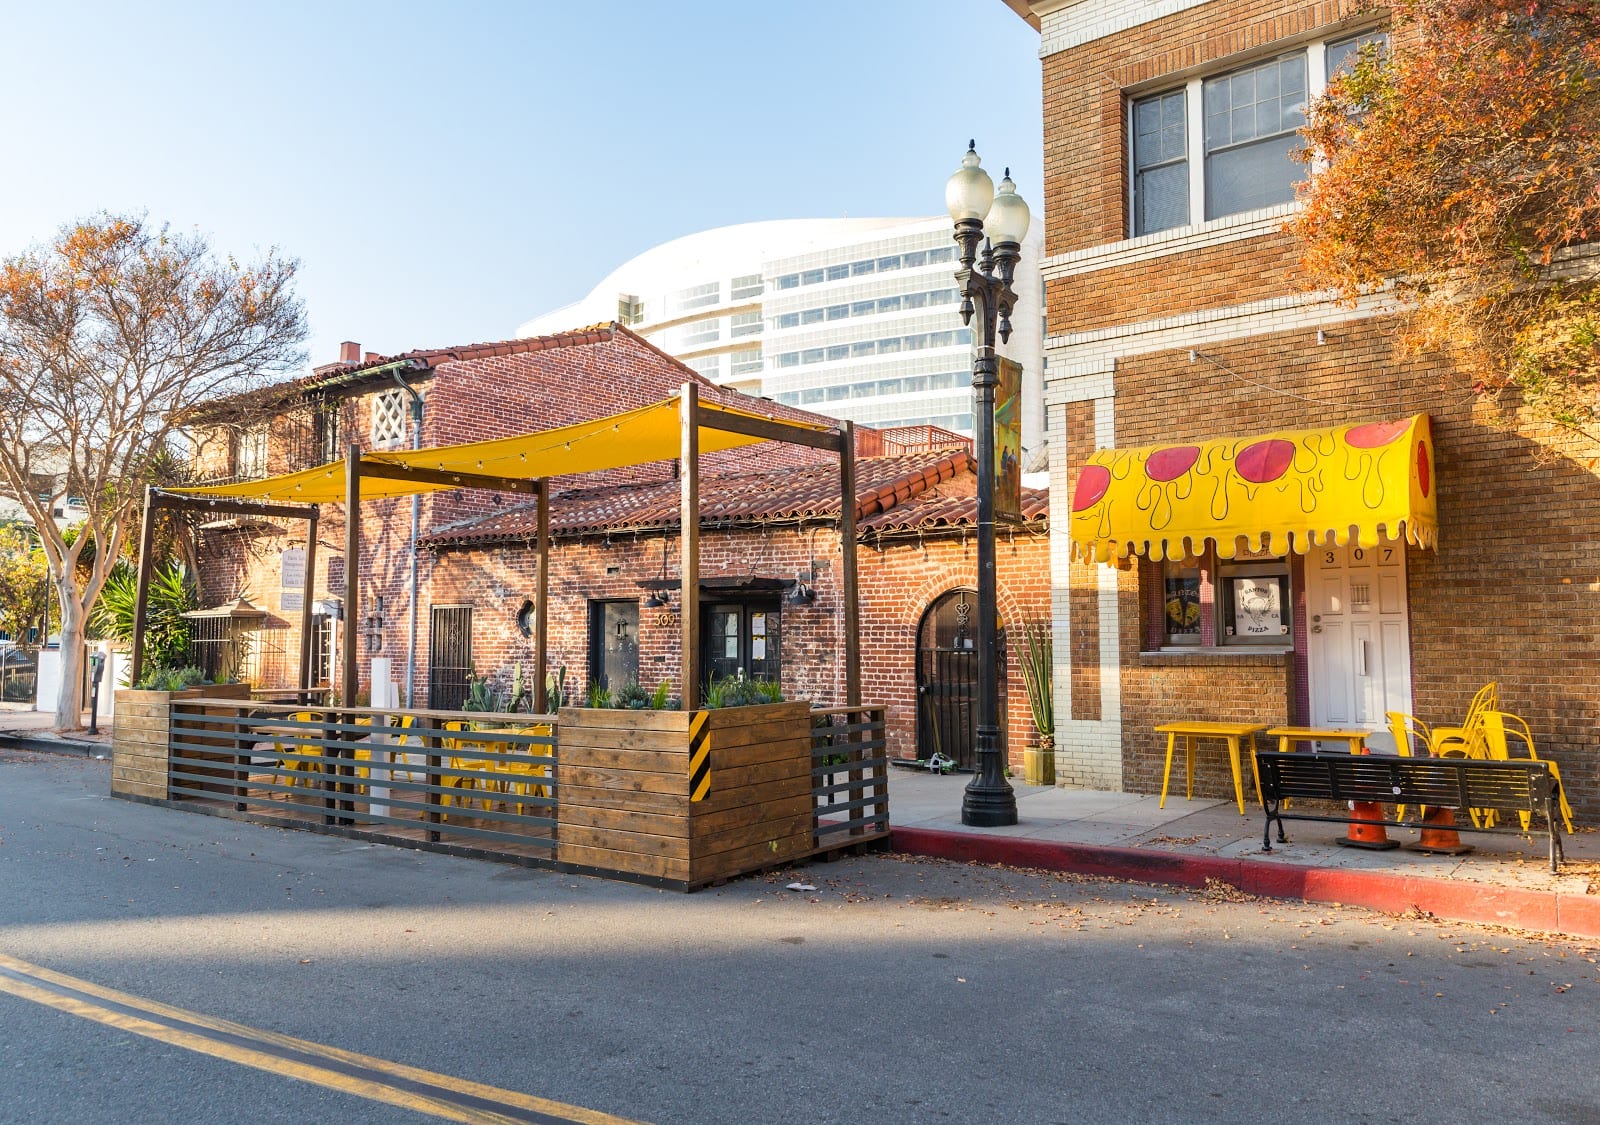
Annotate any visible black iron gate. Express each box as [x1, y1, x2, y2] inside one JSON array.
[[915, 588, 1005, 771], [428, 605, 472, 709]]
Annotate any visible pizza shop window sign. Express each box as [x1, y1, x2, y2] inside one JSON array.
[[1219, 562, 1291, 646]]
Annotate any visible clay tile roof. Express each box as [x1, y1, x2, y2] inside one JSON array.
[[422, 450, 986, 547], [301, 324, 618, 389], [858, 486, 1049, 535]]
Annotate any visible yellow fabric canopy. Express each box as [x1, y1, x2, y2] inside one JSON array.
[[1070, 414, 1438, 564], [170, 396, 832, 506]]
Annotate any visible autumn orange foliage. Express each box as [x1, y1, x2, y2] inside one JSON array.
[[1295, 0, 1600, 434]]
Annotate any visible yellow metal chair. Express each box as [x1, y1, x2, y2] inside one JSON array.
[[274, 711, 324, 790], [1382, 711, 1427, 821], [492, 724, 554, 813], [1480, 710, 1576, 834], [441, 720, 495, 813], [1432, 682, 1497, 757]]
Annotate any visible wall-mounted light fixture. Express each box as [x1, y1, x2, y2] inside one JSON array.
[[642, 534, 672, 608]]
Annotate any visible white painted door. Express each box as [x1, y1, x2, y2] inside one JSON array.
[[1306, 541, 1412, 753]]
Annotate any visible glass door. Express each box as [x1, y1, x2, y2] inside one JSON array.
[[701, 600, 781, 692]]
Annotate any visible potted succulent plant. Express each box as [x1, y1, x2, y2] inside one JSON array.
[[1016, 618, 1055, 786]]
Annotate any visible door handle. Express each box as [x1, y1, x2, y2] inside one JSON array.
[[1357, 640, 1370, 677]]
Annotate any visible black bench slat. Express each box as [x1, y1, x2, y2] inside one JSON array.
[[1256, 751, 1563, 872]]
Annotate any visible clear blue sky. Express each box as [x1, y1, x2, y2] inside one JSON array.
[[3, 1, 1042, 371]]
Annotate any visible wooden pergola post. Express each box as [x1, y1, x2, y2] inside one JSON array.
[[342, 445, 361, 707], [128, 487, 158, 687], [679, 384, 700, 710], [298, 506, 319, 694], [534, 479, 549, 712], [839, 421, 860, 708]]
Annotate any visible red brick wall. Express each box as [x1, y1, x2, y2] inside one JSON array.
[[421, 522, 1051, 771], [1062, 318, 1600, 814]]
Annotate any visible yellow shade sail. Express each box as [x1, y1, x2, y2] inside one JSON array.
[[169, 396, 835, 506], [1069, 414, 1438, 565]]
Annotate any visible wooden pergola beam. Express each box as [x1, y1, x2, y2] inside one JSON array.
[[696, 408, 845, 453], [356, 461, 539, 495]]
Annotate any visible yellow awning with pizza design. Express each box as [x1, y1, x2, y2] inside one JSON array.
[[1069, 414, 1438, 564]]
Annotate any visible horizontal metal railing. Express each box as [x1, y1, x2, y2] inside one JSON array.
[[167, 700, 559, 857], [810, 706, 890, 845]]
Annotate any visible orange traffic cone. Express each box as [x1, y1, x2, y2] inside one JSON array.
[[1410, 806, 1474, 856], [1339, 799, 1399, 850]]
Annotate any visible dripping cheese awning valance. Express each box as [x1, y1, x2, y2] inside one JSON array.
[[1069, 414, 1438, 565]]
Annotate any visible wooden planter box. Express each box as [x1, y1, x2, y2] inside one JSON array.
[[111, 684, 253, 800], [555, 700, 814, 888]]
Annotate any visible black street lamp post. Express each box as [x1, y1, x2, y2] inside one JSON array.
[[946, 141, 1029, 827]]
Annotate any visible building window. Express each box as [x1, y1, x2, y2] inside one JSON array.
[[1130, 30, 1386, 236], [1162, 557, 1202, 646], [685, 354, 722, 378], [730, 274, 763, 299], [1203, 52, 1308, 219], [371, 388, 407, 449], [682, 319, 720, 346], [674, 282, 720, 312], [618, 295, 646, 325], [234, 425, 269, 480], [1132, 90, 1189, 235], [729, 348, 763, 376], [1326, 30, 1387, 78], [313, 399, 342, 465], [309, 612, 334, 685], [588, 600, 639, 694], [730, 311, 762, 338], [1217, 560, 1291, 645]]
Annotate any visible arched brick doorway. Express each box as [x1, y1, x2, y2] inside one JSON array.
[[915, 587, 1006, 770]]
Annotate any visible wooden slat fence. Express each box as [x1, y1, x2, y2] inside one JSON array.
[[167, 700, 558, 861], [810, 706, 889, 847]]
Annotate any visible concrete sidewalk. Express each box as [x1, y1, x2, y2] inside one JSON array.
[[0, 706, 110, 756], [882, 765, 1600, 939]]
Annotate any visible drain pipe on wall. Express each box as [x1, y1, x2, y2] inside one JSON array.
[[391, 368, 425, 707]]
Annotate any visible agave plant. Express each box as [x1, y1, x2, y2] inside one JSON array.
[[92, 561, 196, 670]]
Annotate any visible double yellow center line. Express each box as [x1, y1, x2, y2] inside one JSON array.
[[0, 953, 644, 1125]]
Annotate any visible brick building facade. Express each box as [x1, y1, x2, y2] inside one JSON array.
[[187, 325, 1051, 771], [1009, 0, 1600, 815]]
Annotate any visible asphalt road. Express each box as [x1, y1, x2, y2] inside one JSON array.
[[2, 749, 1598, 1125]]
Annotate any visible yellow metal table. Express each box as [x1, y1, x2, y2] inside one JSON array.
[[1154, 721, 1267, 816], [1263, 726, 1369, 756]]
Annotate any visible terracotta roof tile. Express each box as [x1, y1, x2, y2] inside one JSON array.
[[422, 450, 990, 547]]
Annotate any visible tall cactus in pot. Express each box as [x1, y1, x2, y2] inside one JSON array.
[[1017, 617, 1055, 785]]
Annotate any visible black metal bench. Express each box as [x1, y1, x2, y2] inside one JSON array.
[[1256, 751, 1565, 872]]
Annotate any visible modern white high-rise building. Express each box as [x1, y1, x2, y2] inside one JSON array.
[[516, 216, 1045, 453]]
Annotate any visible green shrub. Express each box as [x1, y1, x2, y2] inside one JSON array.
[[613, 680, 653, 710], [586, 680, 611, 709], [134, 665, 210, 692], [702, 673, 784, 709], [650, 680, 672, 710]]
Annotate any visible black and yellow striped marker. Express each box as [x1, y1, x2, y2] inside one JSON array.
[[0, 952, 646, 1125], [688, 710, 711, 802]]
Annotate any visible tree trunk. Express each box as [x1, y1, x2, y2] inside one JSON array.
[[53, 581, 87, 731]]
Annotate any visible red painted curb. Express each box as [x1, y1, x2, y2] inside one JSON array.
[[888, 827, 1600, 939]]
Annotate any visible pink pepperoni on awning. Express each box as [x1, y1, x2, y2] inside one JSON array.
[[1417, 441, 1430, 497], [1073, 464, 1112, 511], [1144, 446, 1199, 482], [1345, 419, 1409, 448], [1234, 438, 1295, 484]]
